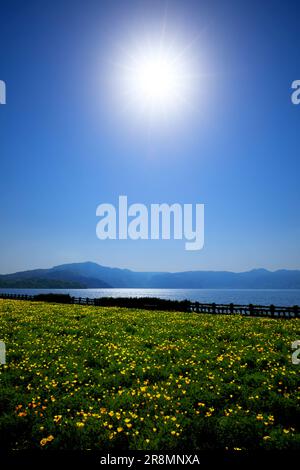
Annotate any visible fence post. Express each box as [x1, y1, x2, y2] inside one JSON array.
[[229, 303, 234, 315], [212, 302, 216, 314], [270, 304, 275, 318], [293, 305, 299, 318], [249, 304, 253, 316]]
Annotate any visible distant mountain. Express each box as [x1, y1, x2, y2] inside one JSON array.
[[1, 262, 300, 289], [0, 264, 111, 288]]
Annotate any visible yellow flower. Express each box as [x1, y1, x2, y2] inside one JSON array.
[[40, 435, 54, 446], [263, 436, 271, 440], [117, 427, 123, 433], [76, 422, 84, 428]]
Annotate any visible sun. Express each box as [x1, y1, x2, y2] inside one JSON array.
[[114, 33, 197, 121], [129, 50, 185, 110]]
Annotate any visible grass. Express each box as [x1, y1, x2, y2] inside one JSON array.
[[0, 299, 299, 452]]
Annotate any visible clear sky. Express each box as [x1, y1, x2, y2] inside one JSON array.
[[0, 0, 299, 274]]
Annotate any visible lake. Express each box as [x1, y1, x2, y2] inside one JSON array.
[[1, 288, 300, 306]]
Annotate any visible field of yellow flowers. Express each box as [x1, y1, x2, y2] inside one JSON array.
[[0, 299, 299, 452]]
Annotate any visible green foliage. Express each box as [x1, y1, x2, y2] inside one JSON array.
[[0, 300, 299, 452]]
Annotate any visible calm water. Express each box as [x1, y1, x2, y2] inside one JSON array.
[[1, 288, 300, 306]]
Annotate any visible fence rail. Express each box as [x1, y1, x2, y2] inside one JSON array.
[[0, 292, 299, 319]]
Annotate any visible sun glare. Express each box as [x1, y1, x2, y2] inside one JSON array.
[[129, 51, 185, 110], [113, 32, 198, 122]]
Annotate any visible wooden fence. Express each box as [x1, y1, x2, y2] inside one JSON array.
[[0, 292, 299, 319]]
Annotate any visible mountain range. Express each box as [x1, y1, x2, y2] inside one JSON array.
[[0, 262, 300, 289]]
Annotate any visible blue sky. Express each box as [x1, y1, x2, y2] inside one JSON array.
[[0, 0, 299, 274]]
